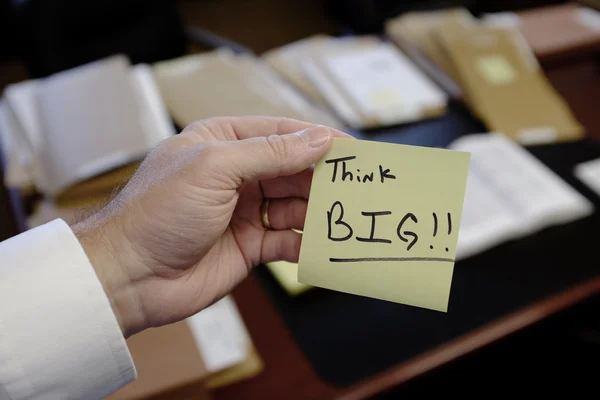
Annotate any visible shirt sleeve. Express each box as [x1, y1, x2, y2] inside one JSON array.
[[0, 219, 136, 400]]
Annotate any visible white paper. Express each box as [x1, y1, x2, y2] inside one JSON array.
[[575, 158, 600, 195], [6, 56, 173, 196], [451, 133, 593, 258], [186, 296, 250, 372], [3, 80, 44, 155], [3, 80, 47, 188], [456, 169, 521, 259], [516, 127, 558, 145], [130, 64, 176, 147], [323, 43, 447, 125], [36, 55, 151, 195], [302, 59, 363, 128], [482, 12, 522, 29], [242, 57, 343, 129], [0, 102, 33, 189]]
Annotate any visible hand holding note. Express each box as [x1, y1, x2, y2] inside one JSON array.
[[73, 117, 351, 337], [298, 138, 470, 311]]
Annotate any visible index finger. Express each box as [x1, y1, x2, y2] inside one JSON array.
[[182, 116, 354, 142]]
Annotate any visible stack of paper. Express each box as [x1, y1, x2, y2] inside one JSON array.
[[385, 8, 474, 95], [385, 9, 584, 145], [263, 35, 381, 105], [264, 36, 448, 129], [451, 133, 593, 259], [0, 55, 175, 204], [152, 49, 342, 130], [439, 22, 583, 144]]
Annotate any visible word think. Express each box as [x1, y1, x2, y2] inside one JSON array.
[[326, 156, 396, 183]]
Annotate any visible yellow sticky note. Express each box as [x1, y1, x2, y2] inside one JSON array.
[[475, 54, 516, 86], [266, 261, 312, 296], [298, 138, 470, 312]]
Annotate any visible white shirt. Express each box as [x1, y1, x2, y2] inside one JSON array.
[[0, 219, 136, 400]]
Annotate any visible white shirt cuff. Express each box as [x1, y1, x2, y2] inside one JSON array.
[[0, 219, 136, 400]]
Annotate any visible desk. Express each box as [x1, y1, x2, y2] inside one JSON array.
[[210, 59, 600, 399], [1, 53, 599, 400]]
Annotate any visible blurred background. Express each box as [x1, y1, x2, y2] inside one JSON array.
[[1, 0, 599, 399]]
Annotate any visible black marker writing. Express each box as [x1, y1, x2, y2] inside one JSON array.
[[379, 165, 396, 183], [327, 201, 353, 241], [326, 156, 394, 184], [447, 212, 452, 235], [356, 211, 392, 243], [432, 212, 438, 237], [397, 213, 418, 251], [325, 156, 356, 182]]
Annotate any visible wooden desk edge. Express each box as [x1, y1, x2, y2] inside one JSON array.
[[335, 275, 600, 400]]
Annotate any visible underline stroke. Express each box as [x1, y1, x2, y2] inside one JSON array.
[[329, 257, 455, 263]]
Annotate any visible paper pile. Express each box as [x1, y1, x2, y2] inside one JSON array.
[[263, 35, 448, 129], [385, 8, 584, 144], [452, 134, 593, 259], [0, 55, 175, 206], [153, 48, 342, 130]]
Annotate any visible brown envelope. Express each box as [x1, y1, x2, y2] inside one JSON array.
[[153, 51, 296, 128], [153, 50, 340, 129], [486, 3, 600, 61], [437, 24, 584, 143], [385, 8, 475, 82]]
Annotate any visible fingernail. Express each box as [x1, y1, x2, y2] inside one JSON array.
[[298, 126, 331, 148]]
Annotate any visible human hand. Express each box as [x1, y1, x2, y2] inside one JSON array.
[[73, 117, 351, 337]]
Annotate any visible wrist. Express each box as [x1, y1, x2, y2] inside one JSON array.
[[72, 219, 147, 337]]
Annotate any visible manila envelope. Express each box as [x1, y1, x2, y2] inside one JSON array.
[[153, 50, 303, 128], [298, 138, 470, 312], [385, 8, 475, 83], [437, 25, 584, 144]]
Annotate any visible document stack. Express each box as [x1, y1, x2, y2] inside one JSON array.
[[152, 48, 342, 130], [264, 36, 448, 129], [386, 8, 584, 144], [0, 55, 174, 210]]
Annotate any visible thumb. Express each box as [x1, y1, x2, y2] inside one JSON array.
[[223, 125, 332, 184]]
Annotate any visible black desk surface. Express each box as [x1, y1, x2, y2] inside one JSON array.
[[255, 102, 600, 386]]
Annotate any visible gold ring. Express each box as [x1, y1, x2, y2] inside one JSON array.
[[260, 199, 271, 230]]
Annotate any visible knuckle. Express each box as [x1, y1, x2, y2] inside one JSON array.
[[181, 120, 207, 134], [196, 143, 222, 163], [264, 134, 288, 164]]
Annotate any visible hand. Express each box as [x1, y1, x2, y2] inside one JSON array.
[[73, 117, 350, 337]]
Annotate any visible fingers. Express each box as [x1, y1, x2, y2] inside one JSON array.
[[261, 230, 302, 263], [182, 116, 354, 142], [261, 169, 313, 199], [267, 198, 307, 230], [221, 125, 336, 185], [225, 117, 354, 140]]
